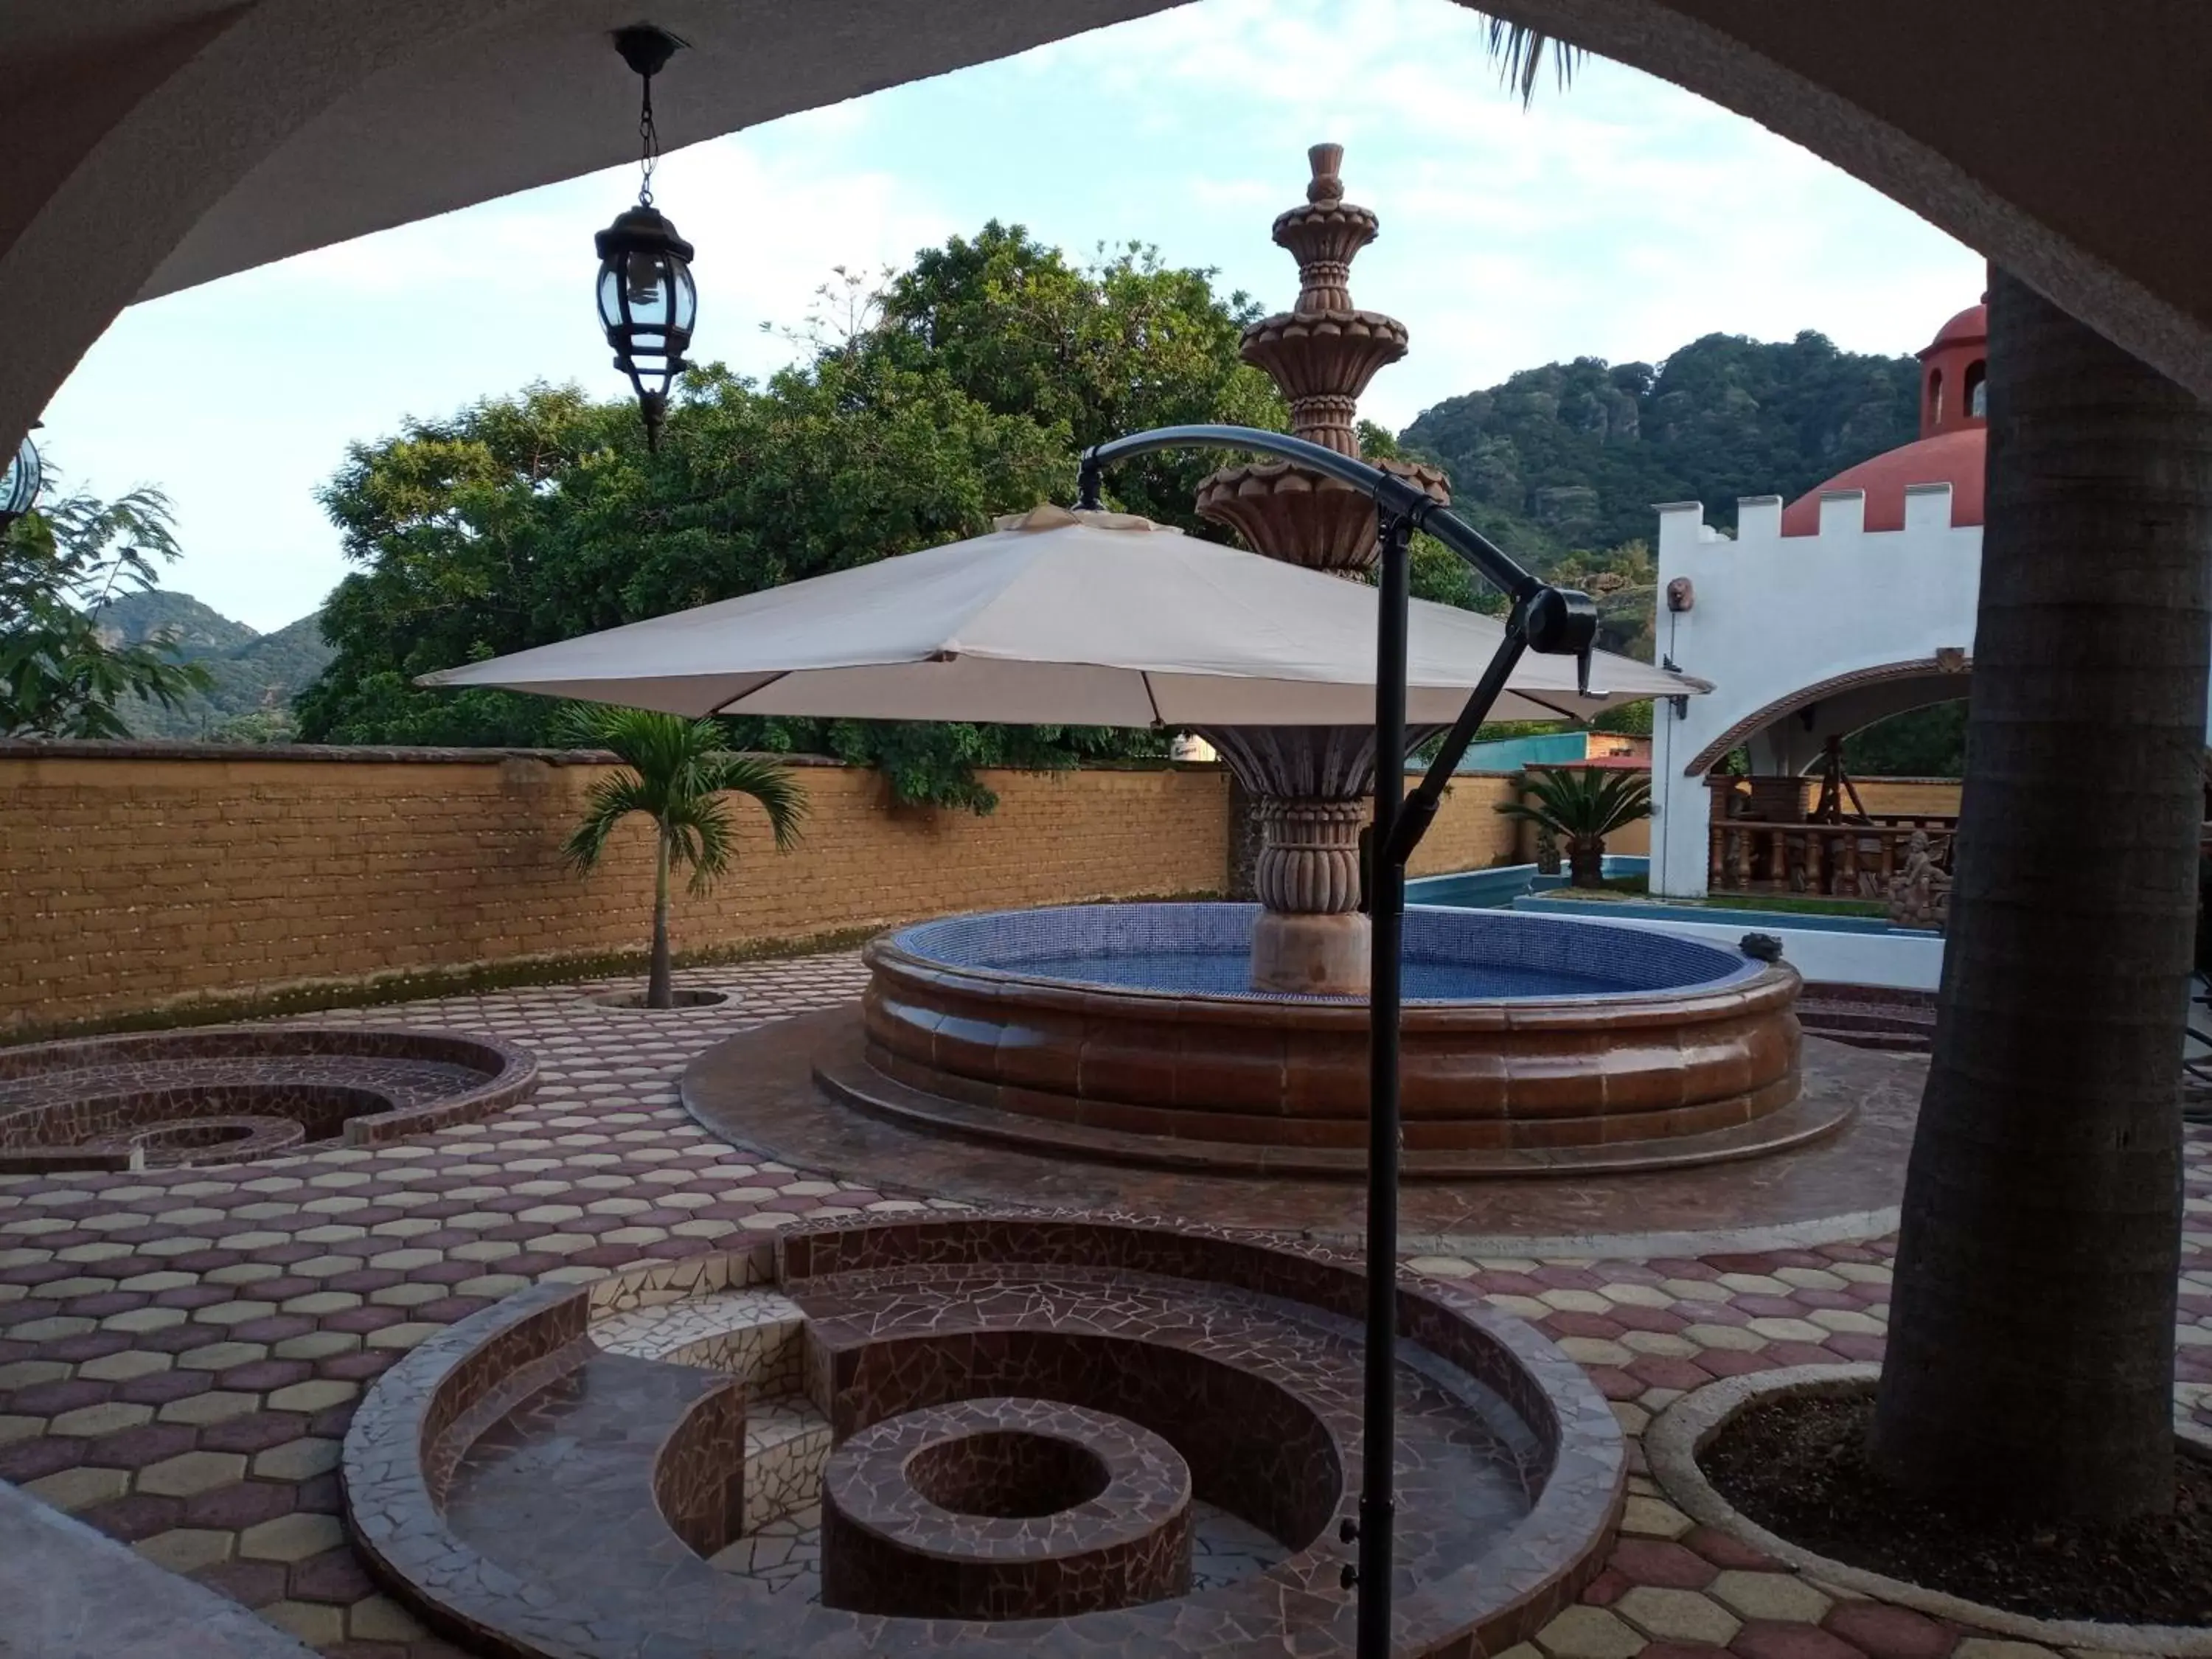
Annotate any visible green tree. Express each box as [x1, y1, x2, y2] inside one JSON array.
[[208, 706, 299, 745], [1842, 700, 1967, 776], [1495, 765, 1651, 886], [301, 223, 1290, 804], [0, 482, 210, 737], [872, 222, 1286, 531], [296, 361, 1139, 804], [557, 706, 807, 1009]]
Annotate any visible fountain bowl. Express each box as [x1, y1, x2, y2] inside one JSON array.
[[832, 902, 1804, 1178]]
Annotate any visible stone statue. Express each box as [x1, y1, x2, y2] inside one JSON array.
[[1886, 830, 1952, 931]]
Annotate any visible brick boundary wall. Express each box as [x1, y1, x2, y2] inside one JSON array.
[[1, 744, 1928, 1037], [1, 746, 1237, 1037]]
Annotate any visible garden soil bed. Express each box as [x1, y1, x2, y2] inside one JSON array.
[[1702, 1388, 2212, 1626]]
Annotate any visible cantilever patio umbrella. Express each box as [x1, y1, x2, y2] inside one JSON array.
[[424, 475, 1705, 1659], [416, 504, 1700, 720]]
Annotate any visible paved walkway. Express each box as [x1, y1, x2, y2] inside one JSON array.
[[1, 953, 2208, 1659]]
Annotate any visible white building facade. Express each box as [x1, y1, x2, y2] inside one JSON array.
[[1649, 297, 2212, 900], [1649, 484, 1983, 896], [1649, 303, 1989, 898]]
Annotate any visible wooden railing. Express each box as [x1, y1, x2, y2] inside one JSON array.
[[1709, 820, 1954, 898], [1854, 811, 1960, 833]]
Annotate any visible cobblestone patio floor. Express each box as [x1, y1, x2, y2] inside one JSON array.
[[3, 953, 2210, 1659]]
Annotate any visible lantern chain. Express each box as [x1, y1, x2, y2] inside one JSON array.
[[636, 72, 661, 207]]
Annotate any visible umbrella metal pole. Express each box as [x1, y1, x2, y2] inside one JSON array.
[[1074, 424, 1602, 1659], [1356, 510, 1413, 1659], [1356, 521, 1538, 1659]]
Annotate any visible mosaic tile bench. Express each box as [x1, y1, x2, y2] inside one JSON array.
[[343, 1214, 1626, 1658]]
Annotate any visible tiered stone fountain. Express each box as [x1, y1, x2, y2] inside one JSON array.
[[675, 147, 1818, 1188], [1193, 143, 1450, 995]]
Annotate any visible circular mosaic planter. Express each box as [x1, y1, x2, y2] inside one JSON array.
[[587, 987, 735, 1011], [1646, 1364, 2212, 1656], [0, 1026, 536, 1172], [344, 1214, 1626, 1658], [821, 1396, 1192, 1618]]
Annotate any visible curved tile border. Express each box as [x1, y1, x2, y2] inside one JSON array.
[[584, 987, 737, 1012], [0, 1025, 537, 1167], [1646, 1363, 2212, 1656]]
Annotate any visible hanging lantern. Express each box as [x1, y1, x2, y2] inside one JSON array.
[[0, 427, 42, 528], [594, 25, 692, 451]]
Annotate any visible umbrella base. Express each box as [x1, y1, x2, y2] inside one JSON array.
[[1249, 910, 1369, 996]]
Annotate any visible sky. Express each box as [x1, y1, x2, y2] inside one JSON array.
[[39, 0, 1983, 633]]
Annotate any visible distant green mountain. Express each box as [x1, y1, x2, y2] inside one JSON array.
[[1402, 327, 1961, 771], [93, 589, 257, 657], [92, 593, 333, 741], [1399, 330, 1921, 561]]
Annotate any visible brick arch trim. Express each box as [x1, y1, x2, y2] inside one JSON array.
[[1682, 655, 1971, 776]]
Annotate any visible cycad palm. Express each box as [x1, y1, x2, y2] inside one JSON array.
[[1495, 765, 1651, 887], [557, 706, 807, 1009]]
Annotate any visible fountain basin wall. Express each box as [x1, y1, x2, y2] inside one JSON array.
[[856, 903, 1801, 1170]]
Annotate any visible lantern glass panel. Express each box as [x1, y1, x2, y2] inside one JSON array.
[[672, 259, 697, 335], [622, 250, 673, 329], [596, 262, 625, 338], [0, 436, 38, 521]]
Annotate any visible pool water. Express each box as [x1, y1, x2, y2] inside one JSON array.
[[1403, 856, 1647, 911], [1006, 951, 1627, 1001], [891, 898, 1757, 1006]]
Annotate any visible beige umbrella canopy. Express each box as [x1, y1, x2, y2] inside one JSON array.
[[419, 507, 1702, 723]]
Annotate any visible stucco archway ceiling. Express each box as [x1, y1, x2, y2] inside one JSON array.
[[2, 0, 2207, 451]]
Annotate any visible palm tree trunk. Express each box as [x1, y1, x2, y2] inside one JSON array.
[[1569, 838, 1604, 888], [647, 827, 674, 1011], [1868, 268, 2212, 1520]]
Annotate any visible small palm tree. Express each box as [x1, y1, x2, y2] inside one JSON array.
[[1496, 765, 1651, 888], [557, 706, 807, 1009]]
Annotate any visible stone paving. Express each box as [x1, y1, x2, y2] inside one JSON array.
[[1, 951, 2210, 1658]]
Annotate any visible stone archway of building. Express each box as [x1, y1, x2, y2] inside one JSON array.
[[1682, 656, 1973, 779]]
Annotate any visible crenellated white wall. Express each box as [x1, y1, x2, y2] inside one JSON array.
[[1649, 484, 1983, 897]]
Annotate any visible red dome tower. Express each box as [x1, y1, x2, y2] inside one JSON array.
[[1780, 299, 1989, 535], [1918, 297, 1989, 437]]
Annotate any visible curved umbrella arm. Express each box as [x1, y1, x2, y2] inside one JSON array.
[[1077, 423, 1595, 653], [1076, 422, 1607, 860]]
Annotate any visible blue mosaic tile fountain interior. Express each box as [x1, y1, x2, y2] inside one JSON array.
[[894, 903, 1759, 1004]]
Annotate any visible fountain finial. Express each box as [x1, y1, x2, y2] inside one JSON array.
[[1195, 142, 1444, 574], [1307, 142, 1344, 204]]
